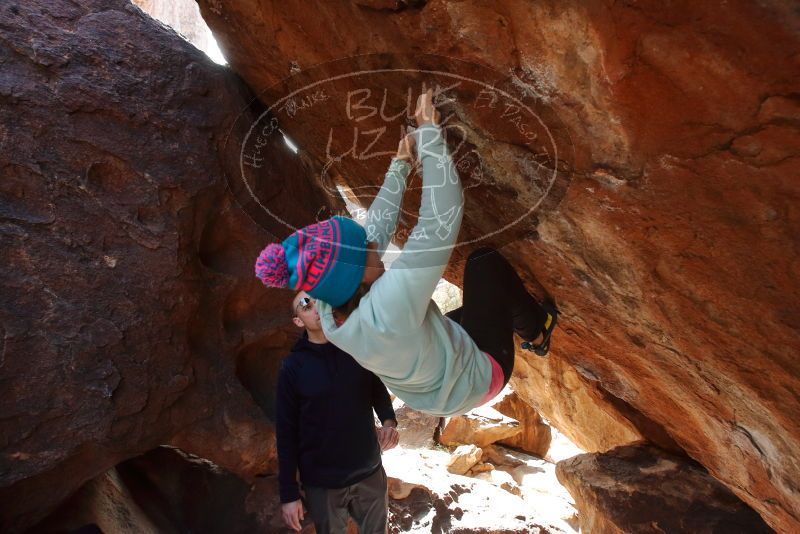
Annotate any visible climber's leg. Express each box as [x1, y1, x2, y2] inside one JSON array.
[[452, 247, 551, 381], [444, 306, 462, 324], [448, 295, 513, 384]]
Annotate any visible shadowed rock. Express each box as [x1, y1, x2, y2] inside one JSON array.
[[557, 443, 775, 534], [0, 1, 339, 531]]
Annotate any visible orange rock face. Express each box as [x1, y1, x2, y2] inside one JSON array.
[[510, 356, 641, 454], [491, 388, 552, 458], [196, 1, 800, 531], [440, 406, 521, 448]]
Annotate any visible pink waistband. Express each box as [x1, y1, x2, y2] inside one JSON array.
[[478, 352, 505, 406]]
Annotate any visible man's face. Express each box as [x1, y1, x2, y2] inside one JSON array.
[[292, 291, 320, 330]]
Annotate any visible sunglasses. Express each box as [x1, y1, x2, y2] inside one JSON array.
[[295, 296, 314, 315]]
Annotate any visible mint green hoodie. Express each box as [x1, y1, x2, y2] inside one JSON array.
[[316, 124, 493, 416]]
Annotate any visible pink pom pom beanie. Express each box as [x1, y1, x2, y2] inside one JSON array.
[[254, 216, 368, 307]]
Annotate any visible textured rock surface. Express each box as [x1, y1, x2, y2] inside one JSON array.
[[196, 1, 800, 530], [556, 443, 774, 534], [392, 402, 442, 450], [440, 406, 521, 448], [492, 387, 552, 457], [511, 356, 642, 452], [467, 462, 494, 475], [31, 468, 163, 534], [0, 1, 337, 531], [131, 0, 219, 59], [32, 447, 282, 534], [446, 444, 483, 475]]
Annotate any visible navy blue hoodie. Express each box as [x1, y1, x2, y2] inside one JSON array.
[[276, 332, 396, 503]]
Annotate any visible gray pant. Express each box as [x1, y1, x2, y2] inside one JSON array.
[[303, 466, 388, 534]]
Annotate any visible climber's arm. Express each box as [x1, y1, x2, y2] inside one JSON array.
[[370, 122, 463, 328], [362, 154, 411, 257]]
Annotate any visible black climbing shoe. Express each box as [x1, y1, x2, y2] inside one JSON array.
[[521, 301, 558, 357]]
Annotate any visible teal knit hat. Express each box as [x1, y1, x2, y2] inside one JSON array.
[[255, 216, 368, 307]]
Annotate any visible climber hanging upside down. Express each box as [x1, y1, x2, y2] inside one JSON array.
[[255, 89, 558, 417]]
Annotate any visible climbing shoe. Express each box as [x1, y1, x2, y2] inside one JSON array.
[[521, 301, 558, 357]]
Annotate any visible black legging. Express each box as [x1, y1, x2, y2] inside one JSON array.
[[445, 247, 547, 386]]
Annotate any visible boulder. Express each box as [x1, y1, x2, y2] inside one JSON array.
[[440, 406, 521, 448], [387, 477, 427, 500], [393, 402, 441, 450], [195, 1, 800, 530], [510, 357, 642, 453], [481, 445, 524, 469], [30, 468, 162, 534], [32, 447, 283, 534], [466, 462, 495, 475], [556, 443, 774, 534], [446, 445, 483, 475], [131, 0, 219, 60], [0, 1, 337, 531], [491, 387, 552, 457]]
